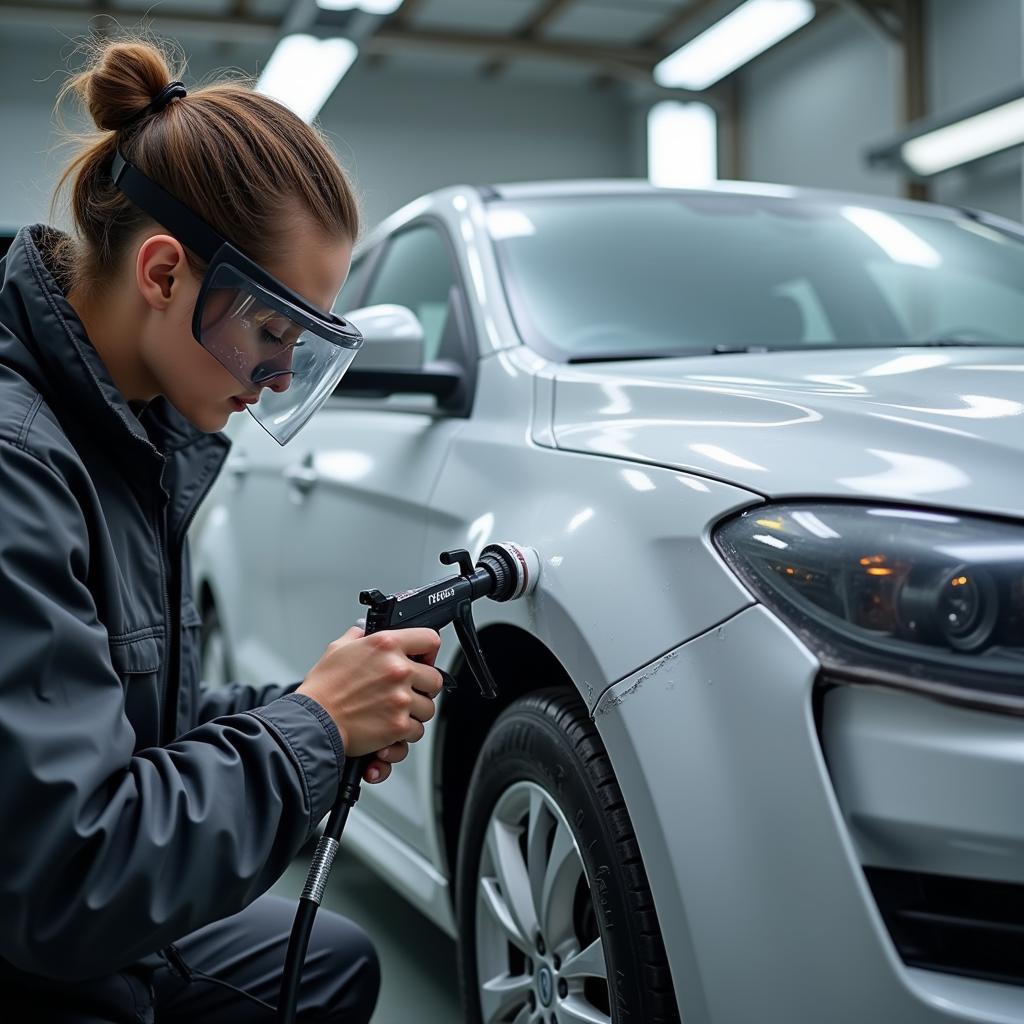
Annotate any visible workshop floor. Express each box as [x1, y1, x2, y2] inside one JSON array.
[[272, 845, 464, 1023]]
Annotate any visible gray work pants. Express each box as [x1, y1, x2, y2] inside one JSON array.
[[7, 894, 380, 1023]]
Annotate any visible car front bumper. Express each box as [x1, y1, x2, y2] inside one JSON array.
[[594, 603, 1024, 1024]]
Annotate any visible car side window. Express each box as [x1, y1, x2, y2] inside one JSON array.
[[361, 225, 457, 362]]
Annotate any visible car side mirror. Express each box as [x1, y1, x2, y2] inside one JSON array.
[[344, 304, 426, 372], [337, 301, 467, 407]]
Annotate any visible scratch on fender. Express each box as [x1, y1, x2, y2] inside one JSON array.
[[594, 650, 679, 717]]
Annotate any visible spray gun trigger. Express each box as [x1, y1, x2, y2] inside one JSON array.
[[452, 599, 498, 699]]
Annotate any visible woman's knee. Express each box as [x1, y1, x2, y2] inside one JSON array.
[[305, 914, 380, 1023]]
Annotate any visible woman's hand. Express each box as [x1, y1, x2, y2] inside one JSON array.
[[363, 741, 409, 784], [297, 626, 443, 758]]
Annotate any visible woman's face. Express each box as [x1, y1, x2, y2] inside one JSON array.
[[141, 223, 353, 434]]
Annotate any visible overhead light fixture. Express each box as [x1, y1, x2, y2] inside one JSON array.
[[256, 34, 358, 123], [647, 101, 718, 188], [317, 0, 403, 13], [868, 84, 1024, 178], [902, 96, 1024, 176], [653, 0, 815, 91]]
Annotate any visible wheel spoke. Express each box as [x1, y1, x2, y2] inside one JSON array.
[[480, 971, 533, 1024], [559, 994, 613, 1024], [486, 817, 541, 946], [479, 876, 532, 955], [526, 787, 552, 929], [559, 937, 607, 981], [541, 820, 583, 950]]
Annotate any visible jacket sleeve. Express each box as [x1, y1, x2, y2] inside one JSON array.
[[0, 440, 345, 982], [196, 679, 303, 723]]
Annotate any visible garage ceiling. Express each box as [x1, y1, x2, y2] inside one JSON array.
[[0, 0, 868, 89]]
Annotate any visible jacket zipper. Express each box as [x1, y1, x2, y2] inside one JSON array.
[[153, 503, 175, 748]]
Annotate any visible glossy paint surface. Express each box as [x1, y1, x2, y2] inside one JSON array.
[[551, 347, 1024, 516]]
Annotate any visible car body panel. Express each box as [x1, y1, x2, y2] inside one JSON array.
[[275, 401, 469, 857], [823, 684, 1024, 886], [593, 604, 1024, 1024], [423, 349, 760, 707], [193, 420, 298, 687], [550, 347, 1024, 517]]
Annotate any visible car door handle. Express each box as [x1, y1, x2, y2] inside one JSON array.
[[226, 452, 250, 482], [284, 456, 319, 496]]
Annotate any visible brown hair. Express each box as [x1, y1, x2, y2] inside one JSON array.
[[53, 35, 360, 294]]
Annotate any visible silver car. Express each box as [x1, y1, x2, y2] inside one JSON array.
[[193, 180, 1024, 1024]]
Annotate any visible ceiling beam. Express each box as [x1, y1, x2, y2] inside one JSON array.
[[836, 0, 901, 41], [370, 25, 659, 77], [583, 0, 724, 93], [480, 0, 580, 81], [388, 0, 428, 24], [643, 0, 726, 47], [367, 0, 428, 72], [0, 1, 280, 44]]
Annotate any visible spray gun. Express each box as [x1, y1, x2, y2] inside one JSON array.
[[276, 542, 541, 1023]]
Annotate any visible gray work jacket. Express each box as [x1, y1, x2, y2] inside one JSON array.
[[0, 226, 344, 1004]]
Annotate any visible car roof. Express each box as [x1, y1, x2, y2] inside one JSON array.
[[480, 178, 969, 220], [359, 177, 1023, 253]]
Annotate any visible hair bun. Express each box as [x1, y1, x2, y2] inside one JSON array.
[[76, 40, 178, 133]]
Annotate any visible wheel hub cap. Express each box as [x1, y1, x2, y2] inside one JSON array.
[[538, 965, 553, 1007]]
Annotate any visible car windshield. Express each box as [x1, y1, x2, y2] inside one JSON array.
[[487, 193, 1024, 361]]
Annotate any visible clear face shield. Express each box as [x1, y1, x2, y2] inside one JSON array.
[[110, 149, 363, 445], [196, 262, 361, 444]]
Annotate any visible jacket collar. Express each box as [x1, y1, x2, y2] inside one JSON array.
[[0, 225, 229, 486]]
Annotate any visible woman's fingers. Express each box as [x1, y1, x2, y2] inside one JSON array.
[[375, 742, 409, 765], [364, 759, 391, 784], [364, 740, 410, 783]]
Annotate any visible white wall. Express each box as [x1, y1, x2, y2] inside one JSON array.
[[738, 9, 904, 198], [736, 0, 1024, 220], [926, 0, 1023, 218], [318, 64, 635, 231], [0, 35, 635, 235]]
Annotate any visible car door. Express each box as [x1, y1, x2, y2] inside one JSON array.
[[278, 221, 473, 855], [194, 410, 299, 688]]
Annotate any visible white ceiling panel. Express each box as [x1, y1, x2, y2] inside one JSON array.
[[544, 3, 670, 43], [413, 0, 542, 34]]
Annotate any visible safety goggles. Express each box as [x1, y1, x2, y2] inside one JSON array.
[[111, 150, 363, 444]]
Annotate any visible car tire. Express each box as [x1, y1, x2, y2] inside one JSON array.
[[456, 687, 680, 1024], [200, 602, 233, 689]]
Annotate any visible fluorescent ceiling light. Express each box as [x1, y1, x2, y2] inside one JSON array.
[[841, 207, 942, 268], [256, 34, 358, 123], [654, 0, 815, 90], [901, 96, 1024, 176], [647, 101, 718, 188], [317, 0, 403, 12]]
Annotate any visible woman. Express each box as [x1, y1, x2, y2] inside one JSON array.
[[0, 36, 445, 1023]]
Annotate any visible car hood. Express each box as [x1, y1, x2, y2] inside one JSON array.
[[550, 347, 1024, 518]]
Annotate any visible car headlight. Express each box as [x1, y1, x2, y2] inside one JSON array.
[[714, 503, 1024, 710]]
